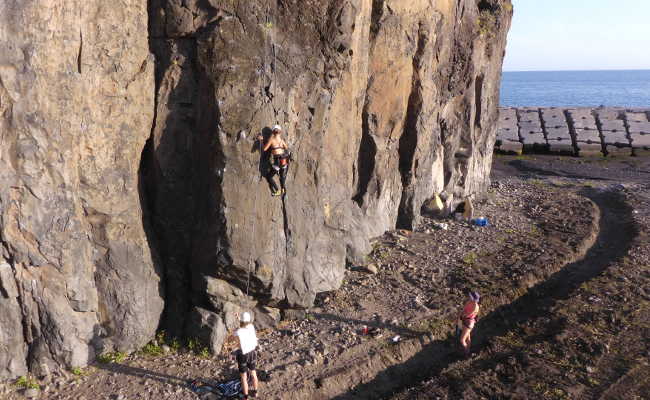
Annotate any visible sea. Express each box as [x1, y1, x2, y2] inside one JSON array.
[[499, 69, 650, 108]]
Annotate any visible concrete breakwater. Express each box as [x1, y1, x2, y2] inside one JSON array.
[[496, 107, 650, 156]]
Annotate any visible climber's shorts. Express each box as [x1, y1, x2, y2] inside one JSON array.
[[236, 349, 258, 373]]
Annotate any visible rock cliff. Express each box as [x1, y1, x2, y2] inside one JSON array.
[[0, 0, 511, 378], [0, 0, 161, 378], [146, 0, 512, 351]]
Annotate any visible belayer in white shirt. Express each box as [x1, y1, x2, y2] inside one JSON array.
[[234, 312, 259, 399]]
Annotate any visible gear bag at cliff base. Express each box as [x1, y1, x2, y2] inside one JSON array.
[[189, 379, 241, 398]]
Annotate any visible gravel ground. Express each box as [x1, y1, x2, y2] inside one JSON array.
[[3, 155, 649, 400]]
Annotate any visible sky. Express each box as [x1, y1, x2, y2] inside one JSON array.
[[503, 0, 650, 71]]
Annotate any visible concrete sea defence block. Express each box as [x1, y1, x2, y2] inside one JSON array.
[[499, 108, 517, 122], [601, 130, 630, 146], [545, 126, 572, 140], [518, 110, 540, 123], [575, 141, 604, 155], [520, 131, 547, 148], [540, 108, 568, 127], [567, 109, 598, 130], [497, 127, 519, 142], [494, 137, 523, 154], [498, 118, 518, 130], [573, 128, 601, 143], [625, 112, 648, 123], [602, 130, 631, 156], [599, 119, 626, 133], [627, 121, 650, 134], [547, 138, 575, 155], [630, 133, 650, 150], [519, 120, 543, 134], [595, 108, 624, 121], [574, 129, 603, 156]]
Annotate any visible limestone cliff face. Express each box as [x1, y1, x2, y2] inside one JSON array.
[[0, 0, 511, 378], [0, 0, 161, 378], [147, 0, 512, 350]]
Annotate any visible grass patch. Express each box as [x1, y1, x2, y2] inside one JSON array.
[[138, 331, 183, 356], [477, 10, 497, 38], [462, 252, 478, 266], [547, 387, 570, 400], [586, 376, 600, 387], [139, 342, 165, 357], [198, 347, 211, 359], [187, 337, 211, 358], [15, 375, 40, 390], [187, 338, 200, 352], [71, 367, 87, 376], [97, 351, 127, 364]]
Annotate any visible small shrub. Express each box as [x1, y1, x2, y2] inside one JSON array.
[[139, 342, 164, 357], [198, 347, 211, 359], [15, 376, 39, 390], [97, 351, 127, 364], [477, 11, 497, 38], [586, 377, 600, 387], [187, 338, 199, 352], [170, 338, 181, 352]]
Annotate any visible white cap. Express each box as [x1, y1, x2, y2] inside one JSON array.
[[272, 124, 282, 132], [240, 311, 252, 323]]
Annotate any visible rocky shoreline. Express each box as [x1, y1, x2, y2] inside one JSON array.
[[496, 107, 650, 156]]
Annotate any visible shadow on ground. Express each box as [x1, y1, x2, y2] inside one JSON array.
[[331, 187, 636, 400]]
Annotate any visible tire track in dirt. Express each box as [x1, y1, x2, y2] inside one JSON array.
[[386, 187, 638, 400], [339, 188, 636, 400], [472, 189, 636, 353]]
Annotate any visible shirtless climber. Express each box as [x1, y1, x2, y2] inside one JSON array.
[[258, 125, 290, 196]]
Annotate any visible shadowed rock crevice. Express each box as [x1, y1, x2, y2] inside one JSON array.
[[396, 23, 427, 229], [370, 0, 386, 42], [353, 102, 378, 207], [474, 74, 484, 128]]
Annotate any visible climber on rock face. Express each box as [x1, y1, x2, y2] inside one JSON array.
[[258, 125, 290, 196]]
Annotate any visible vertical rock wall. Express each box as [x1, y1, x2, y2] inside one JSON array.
[[147, 0, 512, 352], [0, 0, 162, 378], [0, 0, 511, 378]]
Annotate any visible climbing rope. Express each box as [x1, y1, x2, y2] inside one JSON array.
[[244, 0, 286, 298]]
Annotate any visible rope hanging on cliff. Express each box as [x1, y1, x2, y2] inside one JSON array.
[[245, 2, 283, 297], [245, 139, 264, 297]]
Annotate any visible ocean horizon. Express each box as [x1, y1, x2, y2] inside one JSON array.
[[499, 69, 650, 108]]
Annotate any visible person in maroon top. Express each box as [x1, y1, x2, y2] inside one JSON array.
[[457, 291, 480, 356]]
